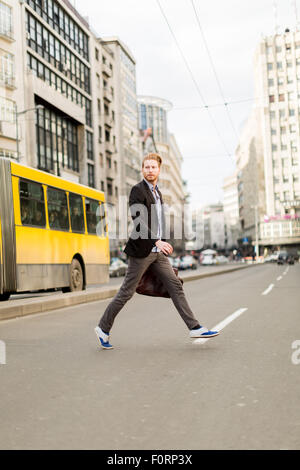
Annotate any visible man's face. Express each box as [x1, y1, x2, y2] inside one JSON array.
[[142, 159, 160, 183]]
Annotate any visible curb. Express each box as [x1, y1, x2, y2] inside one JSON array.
[[0, 264, 259, 322]]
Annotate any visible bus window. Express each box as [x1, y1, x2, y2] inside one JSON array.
[[47, 187, 69, 231], [19, 180, 46, 227], [98, 202, 107, 236], [69, 193, 85, 233], [85, 198, 100, 235]]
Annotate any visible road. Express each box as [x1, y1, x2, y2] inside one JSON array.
[[0, 262, 299, 450]]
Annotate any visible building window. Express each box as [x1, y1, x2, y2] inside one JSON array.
[[107, 178, 113, 196], [279, 94, 285, 101], [36, 105, 79, 173], [277, 62, 283, 70], [278, 77, 284, 85], [95, 48, 99, 61], [269, 95, 275, 103], [25, 11, 90, 94], [0, 49, 14, 84], [87, 163, 95, 188], [268, 78, 274, 87], [86, 131, 94, 161], [289, 109, 295, 116], [0, 95, 14, 122], [0, 2, 13, 39], [25, 0, 89, 61]]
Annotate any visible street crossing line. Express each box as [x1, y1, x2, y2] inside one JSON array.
[[262, 284, 274, 296], [193, 308, 248, 345], [277, 276, 282, 281]]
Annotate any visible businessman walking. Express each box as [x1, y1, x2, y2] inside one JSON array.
[[95, 153, 219, 349]]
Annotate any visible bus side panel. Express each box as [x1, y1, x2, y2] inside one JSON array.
[[0, 159, 17, 293], [0, 215, 3, 294], [84, 236, 110, 285]]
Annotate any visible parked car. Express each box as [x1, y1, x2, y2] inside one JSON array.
[[287, 255, 295, 265], [277, 251, 289, 265], [200, 254, 217, 265], [172, 257, 181, 269], [179, 255, 198, 270], [109, 258, 128, 277], [215, 255, 229, 264]]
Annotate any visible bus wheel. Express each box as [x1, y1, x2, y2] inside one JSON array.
[[70, 259, 84, 292], [0, 293, 10, 301]]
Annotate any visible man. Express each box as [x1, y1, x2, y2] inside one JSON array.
[[95, 153, 219, 349]]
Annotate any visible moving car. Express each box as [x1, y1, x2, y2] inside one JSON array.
[[264, 252, 279, 263], [277, 251, 289, 265], [109, 258, 128, 277]]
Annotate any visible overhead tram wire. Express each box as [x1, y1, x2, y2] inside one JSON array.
[[156, 0, 234, 163], [190, 0, 240, 142]]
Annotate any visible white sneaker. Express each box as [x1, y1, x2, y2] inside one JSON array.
[[94, 326, 114, 349], [190, 326, 219, 338]]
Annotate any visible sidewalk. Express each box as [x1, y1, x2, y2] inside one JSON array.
[[0, 263, 258, 322]]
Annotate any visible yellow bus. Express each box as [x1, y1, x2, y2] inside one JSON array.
[[0, 158, 110, 301]]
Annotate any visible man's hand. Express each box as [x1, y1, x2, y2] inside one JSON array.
[[155, 240, 173, 255]]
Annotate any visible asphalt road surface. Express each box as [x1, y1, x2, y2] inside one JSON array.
[[0, 263, 299, 450]]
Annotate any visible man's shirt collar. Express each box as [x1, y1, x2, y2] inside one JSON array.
[[143, 178, 159, 192]]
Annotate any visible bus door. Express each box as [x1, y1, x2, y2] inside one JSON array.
[[0, 159, 17, 297]]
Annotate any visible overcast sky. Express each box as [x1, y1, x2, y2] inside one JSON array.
[[74, 0, 299, 207]]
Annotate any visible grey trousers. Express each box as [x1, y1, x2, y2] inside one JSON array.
[[99, 252, 200, 333]]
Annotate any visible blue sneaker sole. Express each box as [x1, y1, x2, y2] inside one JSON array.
[[190, 332, 220, 338], [94, 330, 114, 350]]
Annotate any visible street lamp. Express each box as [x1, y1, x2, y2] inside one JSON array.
[[15, 104, 44, 162]]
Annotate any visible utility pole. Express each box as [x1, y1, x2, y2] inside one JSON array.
[[251, 204, 259, 261]]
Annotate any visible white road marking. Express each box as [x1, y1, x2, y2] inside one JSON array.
[[193, 308, 248, 345], [277, 276, 282, 281], [262, 284, 274, 296]]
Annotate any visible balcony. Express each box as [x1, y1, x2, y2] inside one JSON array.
[[0, 75, 16, 90], [103, 87, 113, 102], [260, 219, 300, 244], [0, 29, 14, 42], [102, 63, 112, 77], [105, 141, 116, 154]]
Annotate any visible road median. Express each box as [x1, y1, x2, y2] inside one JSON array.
[[0, 263, 259, 322]]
